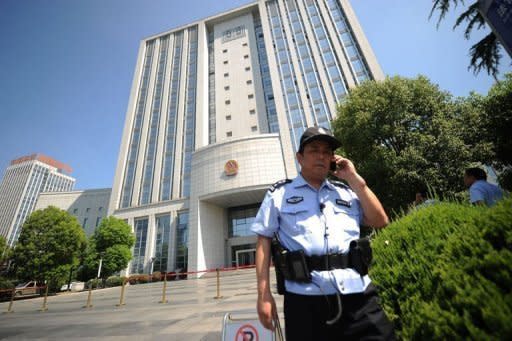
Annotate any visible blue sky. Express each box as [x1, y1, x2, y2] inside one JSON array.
[[0, 0, 510, 190]]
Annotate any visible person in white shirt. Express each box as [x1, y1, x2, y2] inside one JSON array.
[[464, 167, 504, 206]]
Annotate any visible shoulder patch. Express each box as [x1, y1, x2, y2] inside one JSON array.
[[331, 180, 349, 189], [269, 179, 292, 193]]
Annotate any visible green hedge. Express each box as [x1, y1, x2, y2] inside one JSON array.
[[371, 197, 512, 339], [105, 276, 126, 287]]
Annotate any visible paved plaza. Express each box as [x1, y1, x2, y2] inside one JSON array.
[[0, 268, 283, 340]]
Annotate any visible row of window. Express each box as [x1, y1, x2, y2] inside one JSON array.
[[225, 125, 258, 138], [72, 206, 103, 214]]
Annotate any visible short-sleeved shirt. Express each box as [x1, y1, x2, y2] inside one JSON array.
[[469, 180, 504, 206], [251, 174, 371, 296]]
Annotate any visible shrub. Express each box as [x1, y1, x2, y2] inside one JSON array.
[[128, 274, 151, 285], [105, 276, 125, 287], [0, 277, 14, 290], [371, 198, 512, 339], [0, 278, 14, 301], [86, 278, 102, 289], [152, 271, 161, 282]]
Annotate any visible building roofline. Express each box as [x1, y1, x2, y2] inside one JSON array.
[[141, 0, 258, 41], [10, 153, 73, 174]]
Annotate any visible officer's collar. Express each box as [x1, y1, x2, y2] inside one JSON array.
[[294, 173, 335, 191]]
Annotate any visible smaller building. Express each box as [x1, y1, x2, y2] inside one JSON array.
[[0, 154, 75, 247], [35, 189, 111, 236]]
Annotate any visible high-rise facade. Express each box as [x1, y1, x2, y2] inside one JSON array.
[[0, 154, 75, 247], [110, 0, 383, 275]]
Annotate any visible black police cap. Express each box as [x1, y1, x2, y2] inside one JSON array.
[[299, 126, 341, 151]]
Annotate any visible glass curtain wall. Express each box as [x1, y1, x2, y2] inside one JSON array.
[[154, 215, 171, 272], [175, 211, 189, 271], [131, 217, 148, 274], [160, 32, 184, 201], [120, 40, 155, 208]]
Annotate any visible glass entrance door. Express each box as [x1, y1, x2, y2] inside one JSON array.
[[235, 249, 256, 267]]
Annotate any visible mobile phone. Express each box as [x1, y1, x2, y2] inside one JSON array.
[[330, 161, 337, 171]]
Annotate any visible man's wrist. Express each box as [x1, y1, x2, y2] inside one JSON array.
[[345, 173, 367, 190]]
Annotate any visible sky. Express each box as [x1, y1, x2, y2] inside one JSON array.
[[0, 0, 510, 190]]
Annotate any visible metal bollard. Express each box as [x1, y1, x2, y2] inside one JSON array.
[[214, 268, 223, 299], [83, 283, 93, 308], [117, 279, 127, 307], [4, 288, 16, 313], [39, 285, 49, 312], [159, 274, 168, 304]]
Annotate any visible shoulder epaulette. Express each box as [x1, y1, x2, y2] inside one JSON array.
[[331, 180, 349, 189], [269, 179, 292, 192]]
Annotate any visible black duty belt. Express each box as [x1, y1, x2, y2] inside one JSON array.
[[306, 253, 350, 272]]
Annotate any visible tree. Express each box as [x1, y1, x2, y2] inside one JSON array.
[[79, 216, 134, 280], [429, 0, 506, 78], [0, 235, 9, 265], [11, 206, 86, 291], [483, 73, 512, 189], [332, 76, 483, 214]]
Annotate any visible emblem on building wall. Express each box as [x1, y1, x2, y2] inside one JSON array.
[[222, 25, 246, 43], [224, 160, 239, 176]]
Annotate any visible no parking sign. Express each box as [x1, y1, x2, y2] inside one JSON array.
[[222, 313, 283, 341]]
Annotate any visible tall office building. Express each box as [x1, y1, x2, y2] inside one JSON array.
[[110, 0, 383, 275], [0, 154, 75, 247]]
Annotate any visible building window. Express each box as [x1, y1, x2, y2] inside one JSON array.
[[73, 208, 78, 214], [86, 208, 90, 213], [225, 100, 231, 105], [224, 73, 229, 77], [227, 131, 232, 137], [226, 115, 232, 120], [223, 60, 228, 64], [175, 212, 188, 271], [248, 94, 254, 99], [251, 126, 257, 132], [228, 204, 259, 237], [154, 215, 171, 273], [222, 49, 227, 53], [245, 66, 250, 71], [96, 217, 102, 227], [242, 42, 248, 46], [244, 55, 249, 59], [224, 85, 230, 90], [82, 218, 88, 228], [132, 217, 148, 274], [246, 80, 252, 85], [249, 109, 256, 115], [98, 206, 103, 212]]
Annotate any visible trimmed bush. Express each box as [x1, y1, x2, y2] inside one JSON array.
[[86, 278, 102, 289], [371, 198, 512, 339], [151, 271, 162, 282], [105, 276, 125, 287]]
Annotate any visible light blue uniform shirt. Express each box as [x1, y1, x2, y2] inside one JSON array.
[[251, 174, 371, 296], [469, 180, 504, 206]]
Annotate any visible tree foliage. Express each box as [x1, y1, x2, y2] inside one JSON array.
[[0, 235, 10, 265], [78, 216, 134, 280], [11, 206, 86, 290], [371, 197, 512, 339], [429, 0, 506, 78], [483, 73, 512, 189], [332, 76, 483, 214]]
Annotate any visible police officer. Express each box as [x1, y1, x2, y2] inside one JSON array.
[[251, 126, 394, 340]]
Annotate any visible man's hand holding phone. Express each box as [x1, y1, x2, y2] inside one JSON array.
[[330, 155, 361, 186]]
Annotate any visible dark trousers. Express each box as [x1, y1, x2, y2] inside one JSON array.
[[284, 284, 395, 341]]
